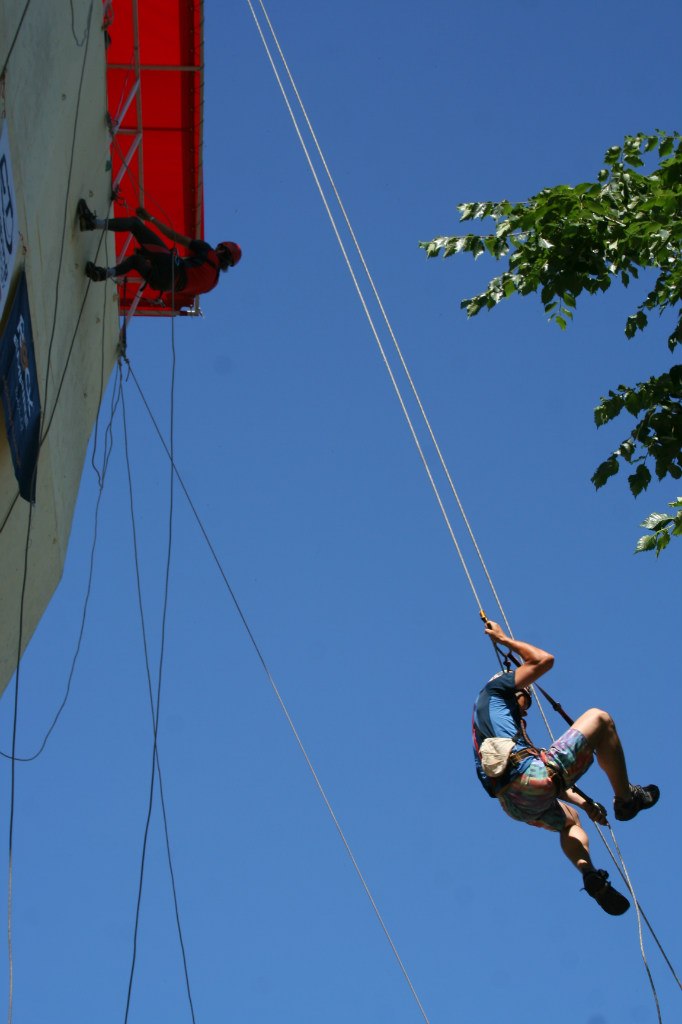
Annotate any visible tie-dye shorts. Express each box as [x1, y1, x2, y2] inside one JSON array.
[[497, 726, 595, 832]]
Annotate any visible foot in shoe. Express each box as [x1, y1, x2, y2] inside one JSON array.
[[85, 261, 108, 282], [614, 783, 660, 821], [583, 868, 630, 916], [77, 198, 97, 231]]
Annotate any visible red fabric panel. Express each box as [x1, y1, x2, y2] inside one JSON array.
[[105, 0, 204, 315]]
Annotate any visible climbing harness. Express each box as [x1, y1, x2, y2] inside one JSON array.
[[480, 610, 607, 816]]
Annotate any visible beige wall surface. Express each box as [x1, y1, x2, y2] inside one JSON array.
[[0, 0, 120, 693]]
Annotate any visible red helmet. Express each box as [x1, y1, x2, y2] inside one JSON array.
[[219, 241, 242, 267]]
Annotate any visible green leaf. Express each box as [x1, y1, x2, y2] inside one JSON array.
[[639, 512, 674, 530], [592, 456, 620, 489], [423, 129, 682, 553], [628, 463, 652, 496], [617, 439, 635, 461], [623, 389, 641, 415], [635, 533, 658, 553]]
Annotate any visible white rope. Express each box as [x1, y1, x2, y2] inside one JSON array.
[[245, 0, 488, 619], [527, 689, 668, 1015], [528, 695, 669, 1018], [254, 660, 433, 1024], [126, 364, 432, 1024], [251, 0, 513, 634], [244, 6, 678, 1020], [594, 819, 681, 992], [603, 825, 662, 1022]]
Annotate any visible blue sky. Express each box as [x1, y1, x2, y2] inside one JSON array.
[[3, 2, 681, 1023]]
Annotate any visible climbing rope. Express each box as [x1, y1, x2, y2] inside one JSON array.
[[6, 502, 32, 1024], [120, 262, 197, 1024], [533, 672, 679, 994], [124, 362, 432, 1024], [0, 0, 32, 81], [595, 825, 681, 990], [0, 348, 120, 764], [2, 12, 100, 1024], [246, 0, 496, 620], [245, 5, 677, 1018], [89, 223, 115, 485], [4, 248, 118, 1024], [0, 256, 116, 776], [487, 626, 675, 1021], [250, 0, 514, 635]]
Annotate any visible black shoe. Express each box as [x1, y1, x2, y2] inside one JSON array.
[[85, 261, 108, 282], [614, 784, 660, 822], [583, 869, 630, 916], [77, 198, 97, 231]]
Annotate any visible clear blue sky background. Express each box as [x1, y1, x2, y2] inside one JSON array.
[[3, 2, 681, 1023]]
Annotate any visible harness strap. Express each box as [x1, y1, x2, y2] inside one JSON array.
[[517, 715, 569, 791]]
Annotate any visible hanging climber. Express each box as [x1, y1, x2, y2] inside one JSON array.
[[473, 621, 659, 916], [77, 199, 241, 308]]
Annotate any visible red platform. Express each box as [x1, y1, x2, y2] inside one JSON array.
[[104, 0, 204, 315]]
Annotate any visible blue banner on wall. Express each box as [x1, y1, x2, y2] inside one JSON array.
[[0, 119, 19, 324], [0, 272, 40, 502]]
